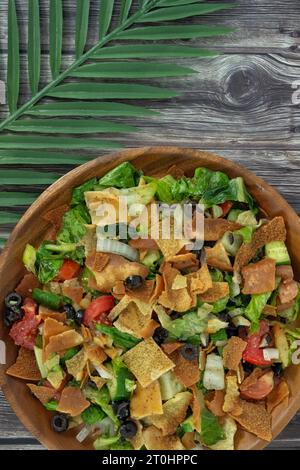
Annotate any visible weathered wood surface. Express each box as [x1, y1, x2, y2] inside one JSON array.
[[0, 0, 300, 450]]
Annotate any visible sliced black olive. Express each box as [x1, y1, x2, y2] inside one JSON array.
[[153, 327, 169, 345], [272, 363, 283, 378], [242, 361, 254, 374], [124, 275, 144, 290], [74, 309, 84, 326], [120, 420, 138, 439], [180, 343, 198, 361], [5, 292, 22, 309], [112, 400, 130, 421], [226, 325, 238, 338], [4, 306, 23, 327], [86, 379, 97, 390], [51, 413, 69, 433], [64, 303, 76, 321]]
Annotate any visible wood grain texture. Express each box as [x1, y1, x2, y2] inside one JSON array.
[[0, 0, 300, 451]]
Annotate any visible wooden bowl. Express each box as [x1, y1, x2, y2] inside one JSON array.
[[1, 147, 300, 450]]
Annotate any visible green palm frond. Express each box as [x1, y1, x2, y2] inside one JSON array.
[[0, 0, 235, 246]]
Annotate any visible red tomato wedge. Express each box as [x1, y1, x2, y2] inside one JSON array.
[[220, 201, 233, 217], [242, 320, 272, 366], [57, 260, 81, 281], [9, 298, 40, 350], [83, 296, 115, 326]]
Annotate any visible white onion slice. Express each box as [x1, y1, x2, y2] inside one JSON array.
[[76, 425, 92, 443], [96, 238, 139, 262], [95, 365, 113, 379], [263, 348, 280, 361]]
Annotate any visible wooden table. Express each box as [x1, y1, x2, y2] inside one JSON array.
[[1, 0, 300, 450]]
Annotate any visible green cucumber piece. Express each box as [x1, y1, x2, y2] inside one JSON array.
[[265, 241, 291, 266]]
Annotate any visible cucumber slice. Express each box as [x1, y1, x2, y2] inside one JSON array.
[[34, 346, 48, 378], [107, 360, 132, 401], [265, 241, 291, 266]]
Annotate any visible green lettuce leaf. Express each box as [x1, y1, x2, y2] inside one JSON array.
[[245, 291, 272, 330], [84, 386, 118, 425], [96, 324, 141, 350], [201, 407, 225, 446], [71, 177, 97, 206], [166, 311, 206, 341], [35, 241, 63, 284], [278, 289, 300, 323], [97, 162, 142, 189], [57, 204, 91, 244]]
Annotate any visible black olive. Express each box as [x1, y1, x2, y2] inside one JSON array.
[[120, 420, 138, 439], [242, 361, 254, 374], [264, 333, 273, 346], [272, 363, 283, 378], [74, 309, 84, 326], [112, 400, 130, 421], [5, 292, 22, 309], [87, 379, 97, 390], [170, 311, 182, 320], [153, 327, 169, 345], [64, 303, 76, 321], [124, 275, 144, 290], [219, 312, 230, 323], [180, 343, 198, 361], [51, 414, 69, 433], [226, 325, 238, 338], [4, 306, 23, 327]]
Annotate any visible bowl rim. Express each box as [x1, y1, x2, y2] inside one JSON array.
[[1, 146, 300, 450]]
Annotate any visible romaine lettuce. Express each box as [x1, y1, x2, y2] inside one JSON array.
[[200, 407, 225, 446], [97, 161, 142, 189], [245, 291, 272, 330]]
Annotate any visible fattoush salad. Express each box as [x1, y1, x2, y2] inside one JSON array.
[[4, 161, 300, 450]]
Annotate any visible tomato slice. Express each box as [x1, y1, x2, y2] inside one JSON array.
[[242, 320, 272, 366], [9, 298, 40, 350], [220, 201, 233, 217], [83, 295, 115, 326], [57, 259, 81, 281]]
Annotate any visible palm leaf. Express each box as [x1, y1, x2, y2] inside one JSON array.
[[118, 25, 234, 40], [28, 0, 41, 94], [26, 102, 159, 117], [119, 0, 133, 24], [0, 238, 8, 249], [138, 3, 234, 22], [99, 0, 115, 39], [92, 44, 219, 58], [7, 0, 20, 113], [0, 170, 59, 185], [0, 151, 90, 165], [7, 119, 138, 134], [70, 61, 196, 78], [0, 211, 22, 224], [49, 0, 63, 79], [75, 0, 90, 58], [0, 136, 122, 149], [0, 192, 39, 206]]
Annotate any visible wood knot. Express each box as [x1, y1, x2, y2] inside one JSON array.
[[223, 66, 263, 109]]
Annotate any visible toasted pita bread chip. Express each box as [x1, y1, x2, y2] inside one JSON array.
[[229, 400, 272, 442], [140, 319, 160, 339], [112, 280, 126, 299], [188, 263, 213, 295], [114, 301, 152, 338], [172, 274, 187, 290], [129, 238, 159, 250], [209, 417, 237, 451], [129, 421, 144, 450], [127, 280, 155, 303], [57, 386, 89, 417], [65, 348, 87, 381], [267, 379, 289, 413], [148, 391, 192, 436], [89, 376, 106, 390], [158, 263, 194, 312], [204, 218, 242, 241], [205, 390, 225, 417], [81, 224, 96, 255], [39, 306, 66, 323], [234, 216, 287, 272], [86, 252, 110, 273], [162, 342, 182, 355], [122, 338, 175, 388], [80, 324, 92, 342], [143, 425, 185, 450], [182, 432, 197, 450], [27, 383, 57, 404], [84, 343, 107, 366], [206, 242, 233, 272], [240, 368, 264, 392], [62, 279, 84, 305], [191, 385, 201, 433], [223, 375, 241, 414], [150, 275, 164, 303], [16, 273, 40, 298], [43, 318, 71, 359], [223, 337, 247, 371], [170, 349, 200, 387], [130, 381, 163, 419], [87, 253, 148, 293], [85, 188, 122, 226], [167, 253, 199, 272], [7, 347, 41, 381], [45, 330, 83, 360], [263, 304, 277, 317], [242, 258, 276, 295], [199, 282, 229, 303]]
